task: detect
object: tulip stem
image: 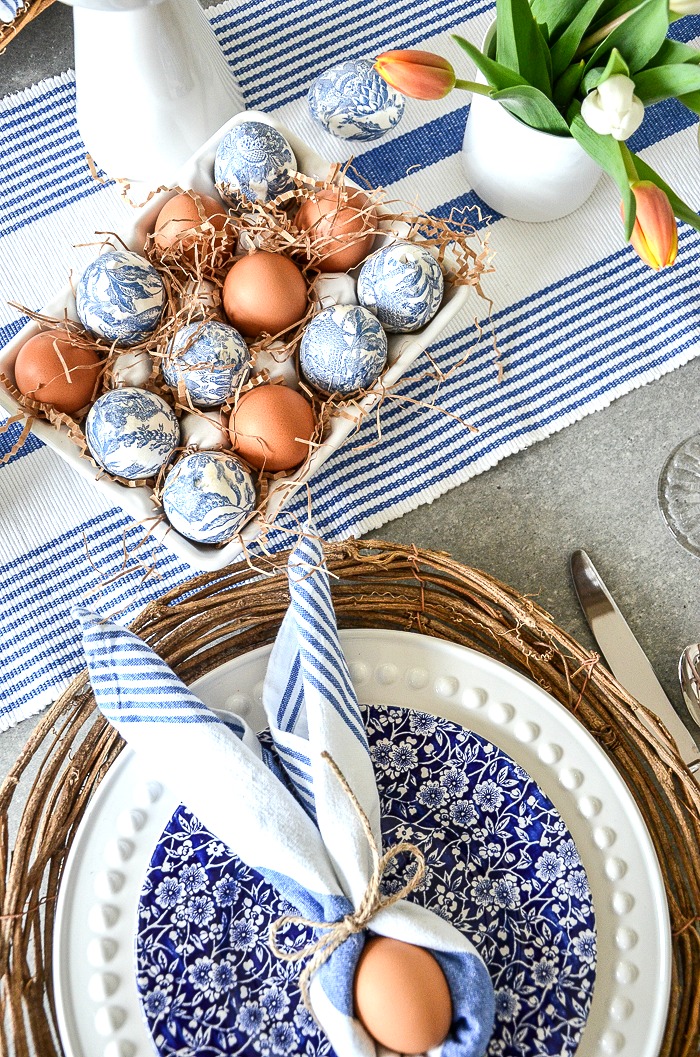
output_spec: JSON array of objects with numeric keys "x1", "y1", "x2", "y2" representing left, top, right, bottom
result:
[
  {"x1": 621, "y1": 143, "x2": 639, "y2": 185},
  {"x1": 454, "y1": 79, "x2": 493, "y2": 95}
]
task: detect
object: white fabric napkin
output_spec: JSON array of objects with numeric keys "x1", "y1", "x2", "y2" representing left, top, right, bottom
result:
[{"x1": 77, "y1": 534, "x2": 495, "y2": 1057}]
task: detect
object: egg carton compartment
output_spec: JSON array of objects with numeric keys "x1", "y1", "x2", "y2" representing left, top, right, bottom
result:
[{"x1": 0, "y1": 111, "x2": 471, "y2": 572}]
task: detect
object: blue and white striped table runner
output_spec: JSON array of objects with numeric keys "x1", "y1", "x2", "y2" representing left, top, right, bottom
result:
[{"x1": 1, "y1": 1, "x2": 699, "y2": 727}]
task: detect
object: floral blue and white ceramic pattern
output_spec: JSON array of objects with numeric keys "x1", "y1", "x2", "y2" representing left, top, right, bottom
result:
[
  {"x1": 162, "y1": 321, "x2": 250, "y2": 408},
  {"x1": 357, "y1": 242, "x2": 444, "y2": 333},
  {"x1": 214, "y1": 122, "x2": 297, "y2": 206},
  {"x1": 308, "y1": 59, "x2": 405, "y2": 141},
  {"x1": 137, "y1": 704, "x2": 596, "y2": 1057},
  {"x1": 85, "y1": 387, "x2": 179, "y2": 480},
  {"x1": 162, "y1": 451, "x2": 256, "y2": 544},
  {"x1": 76, "y1": 249, "x2": 165, "y2": 346},
  {"x1": 299, "y1": 304, "x2": 387, "y2": 395}
]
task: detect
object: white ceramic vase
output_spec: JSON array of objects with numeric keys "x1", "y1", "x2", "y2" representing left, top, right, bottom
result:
[
  {"x1": 62, "y1": 0, "x2": 245, "y2": 187},
  {"x1": 460, "y1": 26, "x2": 601, "y2": 223}
]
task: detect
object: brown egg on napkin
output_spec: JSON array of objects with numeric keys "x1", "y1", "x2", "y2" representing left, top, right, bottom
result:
[{"x1": 354, "y1": 935, "x2": 453, "y2": 1054}]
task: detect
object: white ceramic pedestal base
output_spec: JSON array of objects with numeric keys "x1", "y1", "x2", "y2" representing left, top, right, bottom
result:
[
  {"x1": 64, "y1": 0, "x2": 245, "y2": 187},
  {"x1": 462, "y1": 90, "x2": 602, "y2": 223}
]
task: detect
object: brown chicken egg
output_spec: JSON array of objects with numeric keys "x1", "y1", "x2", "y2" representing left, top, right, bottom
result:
[
  {"x1": 223, "y1": 252, "x2": 308, "y2": 338},
  {"x1": 14, "y1": 329, "x2": 102, "y2": 414},
  {"x1": 229, "y1": 384, "x2": 315, "y2": 472},
  {"x1": 153, "y1": 191, "x2": 228, "y2": 259},
  {"x1": 295, "y1": 187, "x2": 377, "y2": 272},
  {"x1": 353, "y1": 936, "x2": 452, "y2": 1054}
]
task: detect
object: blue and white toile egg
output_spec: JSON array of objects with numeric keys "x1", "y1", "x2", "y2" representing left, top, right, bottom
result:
[
  {"x1": 308, "y1": 58, "x2": 405, "y2": 141},
  {"x1": 214, "y1": 121, "x2": 297, "y2": 206},
  {"x1": 299, "y1": 304, "x2": 387, "y2": 395},
  {"x1": 162, "y1": 320, "x2": 250, "y2": 408},
  {"x1": 85, "y1": 387, "x2": 179, "y2": 480},
  {"x1": 162, "y1": 451, "x2": 256, "y2": 544},
  {"x1": 357, "y1": 242, "x2": 444, "y2": 332},
  {"x1": 76, "y1": 249, "x2": 165, "y2": 346}
]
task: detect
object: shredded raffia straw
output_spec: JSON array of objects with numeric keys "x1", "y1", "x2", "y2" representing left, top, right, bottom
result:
[
  {"x1": 3, "y1": 167, "x2": 495, "y2": 561},
  {"x1": 1, "y1": 539, "x2": 699, "y2": 1057}
]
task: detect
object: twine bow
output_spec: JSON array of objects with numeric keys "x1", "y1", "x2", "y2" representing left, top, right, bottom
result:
[{"x1": 268, "y1": 750, "x2": 426, "y2": 1015}]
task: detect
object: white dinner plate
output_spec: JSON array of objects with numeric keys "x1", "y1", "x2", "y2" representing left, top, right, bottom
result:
[{"x1": 53, "y1": 629, "x2": 671, "y2": 1057}]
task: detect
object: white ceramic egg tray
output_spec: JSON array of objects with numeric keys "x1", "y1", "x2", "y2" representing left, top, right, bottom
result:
[{"x1": 0, "y1": 111, "x2": 470, "y2": 571}]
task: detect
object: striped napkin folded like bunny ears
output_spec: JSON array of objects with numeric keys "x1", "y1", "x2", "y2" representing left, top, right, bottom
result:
[{"x1": 77, "y1": 534, "x2": 495, "y2": 1057}]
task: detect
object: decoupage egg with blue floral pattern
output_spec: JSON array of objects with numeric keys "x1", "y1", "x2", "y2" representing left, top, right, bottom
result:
[
  {"x1": 85, "y1": 387, "x2": 179, "y2": 480},
  {"x1": 214, "y1": 121, "x2": 297, "y2": 206},
  {"x1": 162, "y1": 451, "x2": 256, "y2": 543},
  {"x1": 299, "y1": 304, "x2": 387, "y2": 395},
  {"x1": 76, "y1": 249, "x2": 165, "y2": 346},
  {"x1": 307, "y1": 58, "x2": 405, "y2": 141},
  {"x1": 357, "y1": 242, "x2": 444, "y2": 332},
  {"x1": 162, "y1": 320, "x2": 250, "y2": 408}
]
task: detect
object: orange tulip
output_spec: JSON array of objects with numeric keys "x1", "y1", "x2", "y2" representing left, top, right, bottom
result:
[
  {"x1": 374, "y1": 50, "x2": 456, "y2": 100},
  {"x1": 625, "y1": 181, "x2": 678, "y2": 269}
]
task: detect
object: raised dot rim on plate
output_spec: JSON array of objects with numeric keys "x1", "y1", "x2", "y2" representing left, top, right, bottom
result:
[
  {"x1": 605, "y1": 857, "x2": 628, "y2": 881},
  {"x1": 104, "y1": 838, "x2": 134, "y2": 867},
  {"x1": 132, "y1": 780, "x2": 162, "y2": 809},
  {"x1": 612, "y1": 891, "x2": 635, "y2": 914},
  {"x1": 578, "y1": 795, "x2": 602, "y2": 818},
  {"x1": 88, "y1": 971, "x2": 120, "y2": 1001},
  {"x1": 434, "y1": 675, "x2": 459, "y2": 697},
  {"x1": 104, "y1": 1042, "x2": 137, "y2": 1057},
  {"x1": 224, "y1": 692, "x2": 251, "y2": 713},
  {"x1": 615, "y1": 960, "x2": 639, "y2": 984},
  {"x1": 88, "y1": 904, "x2": 120, "y2": 932},
  {"x1": 538, "y1": 742, "x2": 563, "y2": 764},
  {"x1": 94, "y1": 871, "x2": 125, "y2": 898},
  {"x1": 252, "y1": 680, "x2": 264, "y2": 702},
  {"x1": 487, "y1": 701, "x2": 515, "y2": 724},
  {"x1": 95, "y1": 1006, "x2": 127, "y2": 1036},
  {"x1": 558, "y1": 767, "x2": 583, "y2": 789},
  {"x1": 116, "y1": 809, "x2": 145, "y2": 837},
  {"x1": 610, "y1": 996, "x2": 633, "y2": 1021},
  {"x1": 376, "y1": 663, "x2": 399, "y2": 685},
  {"x1": 594, "y1": 826, "x2": 616, "y2": 849},
  {"x1": 514, "y1": 720, "x2": 540, "y2": 743},
  {"x1": 87, "y1": 937, "x2": 118, "y2": 967},
  {"x1": 461, "y1": 686, "x2": 487, "y2": 709},
  {"x1": 406, "y1": 666, "x2": 429, "y2": 690},
  {"x1": 601, "y1": 1029, "x2": 624, "y2": 1054},
  {"x1": 349, "y1": 662, "x2": 370, "y2": 684},
  {"x1": 615, "y1": 927, "x2": 638, "y2": 950}
]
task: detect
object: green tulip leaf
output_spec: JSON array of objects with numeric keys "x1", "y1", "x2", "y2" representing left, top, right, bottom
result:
[
  {"x1": 584, "y1": 0, "x2": 670, "y2": 75},
  {"x1": 644, "y1": 39, "x2": 700, "y2": 69},
  {"x1": 634, "y1": 64, "x2": 700, "y2": 105},
  {"x1": 549, "y1": 0, "x2": 610, "y2": 79},
  {"x1": 569, "y1": 108, "x2": 636, "y2": 237},
  {"x1": 496, "y1": 0, "x2": 553, "y2": 96},
  {"x1": 530, "y1": 0, "x2": 585, "y2": 38},
  {"x1": 553, "y1": 60, "x2": 585, "y2": 109},
  {"x1": 678, "y1": 90, "x2": 700, "y2": 116},
  {"x1": 491, "y1": 84, "x2": 570, "y2": 133},
  {"x1": 633, "y1": 155, "x2": 700, "y2": 234},
  {"x1": 452, "y1": 35, "x2": 530, "y2": 91}
]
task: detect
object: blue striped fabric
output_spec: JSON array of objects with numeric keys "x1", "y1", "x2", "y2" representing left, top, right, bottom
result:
[
  {"x1": 263, "y1": 534, "x2": 369, "y2": 819},
  {"x1": 1, "y1": 3, "x2": 699, "y2": 728}
]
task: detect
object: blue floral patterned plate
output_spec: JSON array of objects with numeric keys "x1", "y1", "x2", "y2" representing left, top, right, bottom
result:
[{"x1": 136, "y1": 703, "x2": 596, "y2": 1057}]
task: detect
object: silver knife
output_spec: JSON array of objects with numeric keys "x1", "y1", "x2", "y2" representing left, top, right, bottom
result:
[{"x1": 571, "y1": 549, "x2": 700, "y2": 775}]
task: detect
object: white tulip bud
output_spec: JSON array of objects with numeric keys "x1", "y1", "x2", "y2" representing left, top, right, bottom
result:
[
  {"x1": 669, "y1": 0, "x2": 700, "y2": 12},
  {"x1": 581, "y1": 73, "x2": 645, "y2": 141}
]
